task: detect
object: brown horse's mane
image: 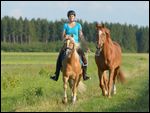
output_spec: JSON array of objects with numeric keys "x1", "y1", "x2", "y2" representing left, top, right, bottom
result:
[{"x1": 101, "y1": 27, "x2": 114, "y2": 52}]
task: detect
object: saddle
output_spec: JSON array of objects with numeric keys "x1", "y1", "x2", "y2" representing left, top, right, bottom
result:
[{"x1": 61, "y1": 46, "x2": 85, "y2": 67}]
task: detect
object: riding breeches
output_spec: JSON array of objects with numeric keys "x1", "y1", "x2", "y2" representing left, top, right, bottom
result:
[
  {"x1": 76, "y1": 48, "x2": 88, "y2": 66},
  {"x1": 54, "y1": 46, "x2": 87, "y2": 76}
]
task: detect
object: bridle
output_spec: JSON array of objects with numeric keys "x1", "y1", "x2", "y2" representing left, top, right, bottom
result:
[{"x1": 64, "y1": 39, "x2": 75, "y2": 56}]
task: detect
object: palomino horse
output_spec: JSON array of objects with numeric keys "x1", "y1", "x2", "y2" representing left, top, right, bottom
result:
[
  {"x1": 61, "y1": 39, "x2": 83, "y2": 104},
  {"x1": 95, "y1": 23, "x2": 125, "y2": 98}
]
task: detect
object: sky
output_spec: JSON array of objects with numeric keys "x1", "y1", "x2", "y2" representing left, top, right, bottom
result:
[{"x1": 1, "y1": 1, "x2": 149, "y2": 27}]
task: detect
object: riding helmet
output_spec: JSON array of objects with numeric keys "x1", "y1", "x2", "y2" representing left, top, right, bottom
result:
[{"x1": 67, "y1": 10, "x2": 76, "y2": 17}]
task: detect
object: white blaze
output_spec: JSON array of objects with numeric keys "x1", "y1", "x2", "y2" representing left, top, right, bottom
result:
[{"x1": 99, "y1": 30, "x2": 103, "y2": 35}]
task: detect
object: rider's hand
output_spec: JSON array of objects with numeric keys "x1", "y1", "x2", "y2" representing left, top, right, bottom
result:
[
  {"x1": 65, "y1": 35, "x2": 75, "y2": 44},
  {"x1": 65, "y1": 35, "x2": 70, "y2": 40},
  {"x1": 68, "y1": 36, "x2": 75, "y2": 44}
]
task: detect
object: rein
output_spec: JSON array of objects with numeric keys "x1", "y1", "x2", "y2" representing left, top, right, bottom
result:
[{"x1": 65, "y1": 47, "x2": 73, "y2": 51}]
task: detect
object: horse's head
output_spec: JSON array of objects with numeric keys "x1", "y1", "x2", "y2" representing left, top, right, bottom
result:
[
  {"x1": 64, "y1": 39, "x2": 75, "y2": 56},
  {"x1": 96, "y1": 23, "x2": 110, "y2": 51}
]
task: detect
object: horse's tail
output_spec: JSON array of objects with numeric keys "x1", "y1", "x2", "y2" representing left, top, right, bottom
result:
[
  {"x1": 78, "y1": 81, "x2": 87, "y2": 94},
  {"x1": 117, "y1": 68, "x2": 126, "y2": 83}
]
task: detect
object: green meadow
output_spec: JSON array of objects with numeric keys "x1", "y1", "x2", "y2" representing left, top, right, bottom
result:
[{"x1": 1, "y1": 52, "x2": 149, "y2": 112}]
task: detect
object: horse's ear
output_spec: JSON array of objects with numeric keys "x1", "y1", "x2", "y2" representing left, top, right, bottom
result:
[
  {"x1": 101, "y1": 23, "x2": 105, "y2": 28},
  {"x1": 105, "y1": 28, "x2": 110, "y2": 38},
  {"x1": 96, "y1": 23, "x2": 105, "y2": 28},
  {"x1": 96, "y1": 22, "x2": 99, "y2": 28}
]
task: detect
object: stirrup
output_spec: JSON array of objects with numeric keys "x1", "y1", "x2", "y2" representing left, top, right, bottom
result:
[
  {"x1": 83, "y1": 76, "x2": 91, "y2": 81},
  {"x1": 50, "y1": 75, "x2": 58, "y2": 81}
]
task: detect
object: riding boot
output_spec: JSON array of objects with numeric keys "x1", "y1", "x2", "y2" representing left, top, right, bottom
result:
[
  {"x1": 50, "y1": 49, "x2": 64, "y2": 81},
  {"x1": 50, "y1": 64, "x2": 60, "y2": 81},
  {"x1": 77, "y1": 48, "x2": 91, "y2": 81},
  {"x1": 82, "y1": 66, "x2": 91, "y2": 81}
]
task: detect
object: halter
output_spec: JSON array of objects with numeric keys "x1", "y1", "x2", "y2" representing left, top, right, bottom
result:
[
  {"x1": 63, "y1": 39, "x2": 75, "y2": 57},
  {"x1": 95, "y1": 29, "x2": 105, "y2": 56},
  {"x1": 65, "y1": 47, "x2": 73, "y2": 51}
]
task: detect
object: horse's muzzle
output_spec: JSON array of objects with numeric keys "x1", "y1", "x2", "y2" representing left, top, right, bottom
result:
[{"x1": 65, "y1": 47, "x2": 73, "y2": 56}]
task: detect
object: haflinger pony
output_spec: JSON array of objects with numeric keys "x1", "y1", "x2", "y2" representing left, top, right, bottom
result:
[
  {"x1": 95, "y1": 23, "x2": 125, "y2": 98},
  {"x1": 61, "y1": 38, "x2": 83, "y2": 104}
]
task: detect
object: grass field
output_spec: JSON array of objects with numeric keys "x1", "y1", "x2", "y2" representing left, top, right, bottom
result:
[{"x1": 1, "y1": 52, "x2": 149, "y2": 112}]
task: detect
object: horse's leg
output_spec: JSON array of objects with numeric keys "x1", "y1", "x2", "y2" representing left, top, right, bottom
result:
[
  {"x1": 108, "y1": 68, "x2": 115, "y2": 98},
  {"x1": 62, "y1": 76, "x2": 69, "y2": 104},
  {"x1": 112, "y1": 68, "x2": 118, "y2": 95},
  {"x1": 72, "y1": 77, "x2": 78, "y2": 104},
  {"x1": 103, "y1": 71, "x2": 108, "y2": 95},
  {"x1": 76, "y1": 74, "x2": 82, "y2": 87},
  {"x1": 68, "y1": 79, "x2": 73, "y2": 90},
  {"x1": 68, "y1": 79, "x2": 74, "y2": 98},
  {"x1": 98, "y1": 70, "x2": 106, "y2": 96}
]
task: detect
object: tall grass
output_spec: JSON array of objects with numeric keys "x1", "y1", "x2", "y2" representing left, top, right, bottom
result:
[{"x1": 1, "y1": 53, "x2": 149, "y2": 111}]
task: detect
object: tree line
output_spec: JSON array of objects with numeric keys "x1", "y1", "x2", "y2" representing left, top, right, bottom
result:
[{"x1": 1, "y1": 16, "x2": 149, "y2": 53}]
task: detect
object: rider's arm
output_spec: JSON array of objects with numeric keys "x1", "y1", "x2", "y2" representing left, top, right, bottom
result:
[
  {"x1": 62, "y1": 30, "x2": 67, "y2": 40},
  {"x1": 62, "y1": 24, "x2": 70, "y2": 40},
  {"x1": 79, "y1": 30, "x2": 90, "y2": 52}
]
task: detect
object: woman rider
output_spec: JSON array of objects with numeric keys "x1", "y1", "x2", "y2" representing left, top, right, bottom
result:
[{"x1": 50, "y1": 10, "x2": 91, "y2": 81}]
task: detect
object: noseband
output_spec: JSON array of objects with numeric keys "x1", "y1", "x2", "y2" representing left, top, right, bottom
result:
[
  {"x1": 64, "y1": 39, "x2": 75, "y2": 54},
  {"x1": 65, "y1": 47, "x2": 73, "y2": 51}
]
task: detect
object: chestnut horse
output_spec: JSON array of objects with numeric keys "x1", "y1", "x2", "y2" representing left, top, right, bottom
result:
[
  {"x1": 95, "y1": 23, "x2": 125, "y2": 98},
  {"x1": 61, "y1": 39, "x2": 83, "y2": 104}
]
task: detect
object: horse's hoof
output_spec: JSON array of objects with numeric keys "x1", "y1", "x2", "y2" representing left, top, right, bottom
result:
[
  {"x1": 102, "y1": 91, "x2": 108, "y2": 96},
  {"x1": 111, "y1": 90, "x2": 116, "y2": 95},
  {"x1": 102, "y1": 92, "x2": 106, "y2": 96},
  {"x1": 113, "y1": 91, "x2": 116, "y2": 95},
  {"x1": 108, "y1": 95, "x2": 111, "y2": 98},
  {"x1": 62, "y1": 97, "x2": 67, "y2": 104},
  {"x1": 71, "y1": 96, "x2": 76, "y2": 104},
  {"x1": 72, "y1": 100, "x2": 76, "y2": 104},
  {"x1": 104, "y1": 91, "x2": 108, "y2": 96}
]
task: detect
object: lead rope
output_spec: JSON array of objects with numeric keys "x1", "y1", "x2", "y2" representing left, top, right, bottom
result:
[{"x1": 84, "y1": 50, "x2": 96, "y2": 67}]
